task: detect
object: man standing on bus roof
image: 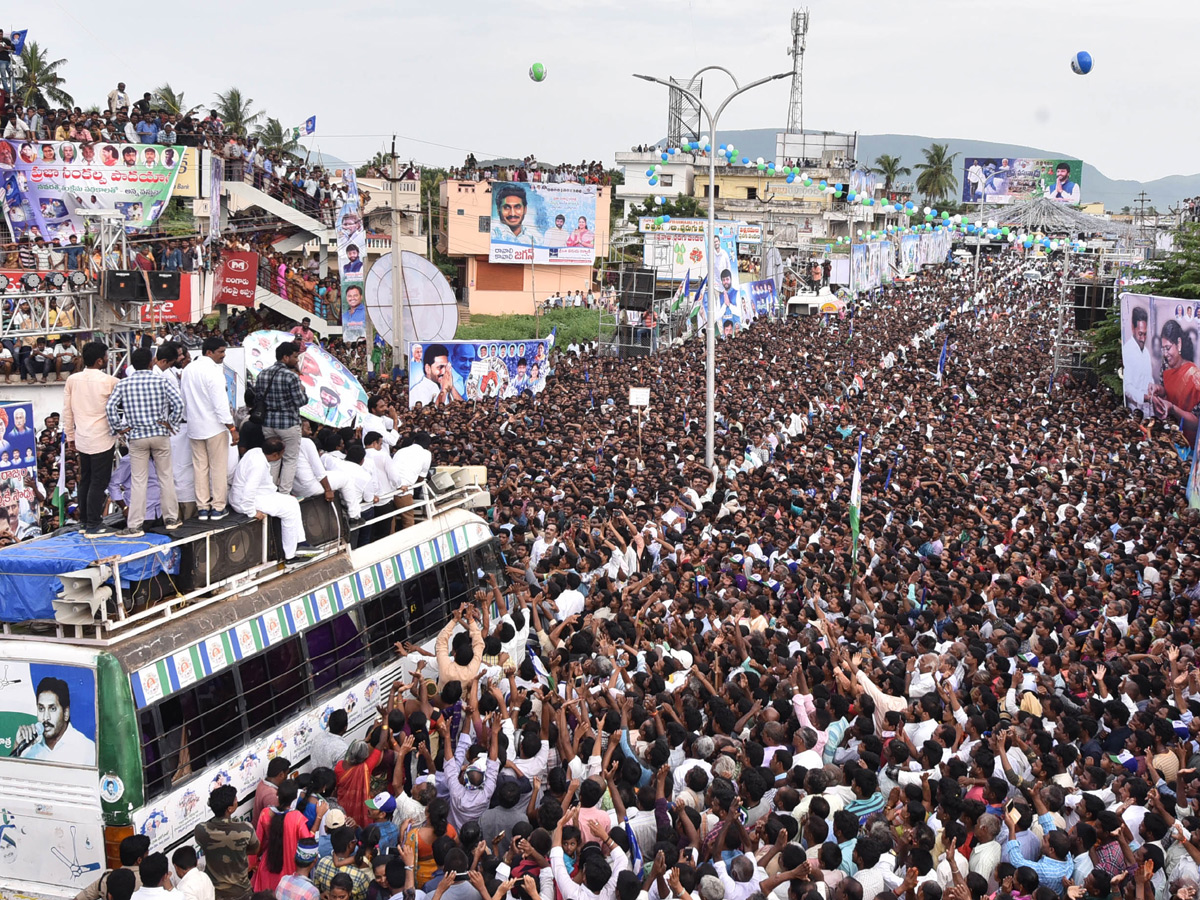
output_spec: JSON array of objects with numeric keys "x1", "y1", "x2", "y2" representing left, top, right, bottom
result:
[{"x1": 13, "y1": 675, "x2": 97, "y2": 765}]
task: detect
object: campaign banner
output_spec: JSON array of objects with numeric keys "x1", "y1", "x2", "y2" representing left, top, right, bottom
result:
[
  {"x1": 715, "y1": 227, "x2": 744, "y2": 335},
  {"x1": 637, "y1": 217, "x2": 739, "y2": 234},
  {"x1": 489, "y1": 182, "x2": 597, "y2": 266},
  {"x1": 336, "y1": 171, "x2": 366, "y2": 342},
  {"x1": 738, "y1": 279, "x2": 778, "y2": 318},
  {"x1": 962, "y1": 157, "x2": 1083, "y2": 205},
  {"x1": 171, "y1": 146, "x2": 199, "y2": 199},
  {"x1": 213, "y1": 251, "x2": 258, "y2": 307},
  {"x1": 880, "y1": 241, "x2": 895, "y2": 284},
  {"x1": 851, "y1": 243, "x2": 877, "y2": 294},
  {"x1": 736, "y1": 223, "x2": 763, "y2": 245},
  {"x1": 899, "y1": 235, "x2": 920, "y2": 276},
  {"x1": 243, "y1": 330, "x2": 368, "y2": 429},
  {"x1": 0, "y1": 403, "x2": 40, "y2": 540},
  {"x1": 0, "y1": 661, "x2": 97, "y2": 766},
  {"x1": 1119, "y1": 294, "x2": 1200, "y2": 447},
  {"x1": 407, "y1": 339, "x2": 553, "y2": 408},
  {"x1": 0, "y1": 140, "x2": 183, "y2": 243},
  {"x1": 849, "y1": 168, "x2": 878, "y2": 197},
  {"x1": 642, "y1": 220, "x2": 739, "y2": 282}
]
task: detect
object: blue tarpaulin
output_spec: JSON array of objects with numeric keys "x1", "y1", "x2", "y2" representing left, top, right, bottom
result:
[{"x1": 0, "y1": 532, "x2": 180, "y2": 622}]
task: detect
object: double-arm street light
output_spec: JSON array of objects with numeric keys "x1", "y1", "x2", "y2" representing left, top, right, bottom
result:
[{"x1": 633, "y1": 67, "x2": 791, "y2": 469}]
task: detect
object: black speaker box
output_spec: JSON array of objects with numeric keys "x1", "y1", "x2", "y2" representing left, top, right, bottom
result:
[
  {"x1": 620, "y1": 295, "x2": 652, "y2": 311},
  {"x1": 180, "y1": 516, "x2": 268, "y2": 591},
  {"x1": 299, "y1": 495, "x2": 344, "y2": 546},
  {"x1": 148, "y1": 271, "x2": 180, "y2": 301},
  {"x1": 105, "y1": 270, "x2": 145, "y2": 301}
]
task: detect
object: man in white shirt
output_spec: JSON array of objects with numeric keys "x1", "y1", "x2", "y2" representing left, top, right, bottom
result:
[
  {"x1": 130, "y1": 852, "x2": 172, "y2": 900},
  {"x1": 171, "y1": 846, "x2": 214, "y2": 900},
  {"x1": 530, "y1": 522, "x2": 559, "y2": 569},
  {"x1": 229, "y1": 438, "x2": 306, "y2": 559},
  {"x1": 1122, "y1": 305, "x2": 1153, "y2": 417},
  {"x1": 323, "y1": 442, "x2": 378, "y2": 526},
  {"x1": 291, "y1": 425, "x2": 336, "y2": 502},
  {"x1": 360, "y1": 395, "x2": 400, "y2": 448},
  {"x1": 389, "y1": 432, "x2": 432, "y2": 529},
  {"x1": 180, "y1": 338, "x2": 236, "y2": 521},
  {"x1": 408, "y1": 344, "x2": 457, "y2": 408}
]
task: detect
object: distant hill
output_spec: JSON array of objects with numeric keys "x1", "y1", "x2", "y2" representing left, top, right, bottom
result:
[{"x1": 676, "y1": 128, "x2": 1197, "y2": 212}]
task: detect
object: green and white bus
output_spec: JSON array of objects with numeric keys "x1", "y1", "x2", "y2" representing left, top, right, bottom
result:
[{"x1": 0, "y1": 478, "x2": 498, "y2": 899}]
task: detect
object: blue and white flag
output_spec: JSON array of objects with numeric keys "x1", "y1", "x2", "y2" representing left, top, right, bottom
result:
[
  {"x1": 303, "y1": 115, "x2": 317, "y2": 135},
  {"x1": 624, "y1": 815, "x2": 644, "y2": 875},
  {"x1": 10, "y1": 29, "x2": 28, "y2": 55},
  {"x1": 936, "y1": 337, "x2": 949, "y2": 382}
]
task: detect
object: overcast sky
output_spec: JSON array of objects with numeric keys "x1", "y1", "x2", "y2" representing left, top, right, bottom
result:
[{"x1": 17, "y1": 0, "x2": 1193, "y2": 180}]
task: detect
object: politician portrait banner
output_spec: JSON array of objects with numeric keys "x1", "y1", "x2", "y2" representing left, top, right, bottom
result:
[
  {"x1": 962, "y1": 157, "x2": 1083, "y2": 205},
  {"x1": 739, "y1": 279, "x2": 778, "y2": 318},
  {"x1": 0, "y1": 140, "x2": 183, "y2": 243},
  {"x1": 899, "y1": 235, "x2": 920, "y2": 276},
  {"x1": 336, "y1": 171, "x2": 366, "y2": 343},
  {"x1": 0, "y1": 402, "x2": 40, "y2": 540},
  {"x1": 407, "y1": 339, "x2": 553, "y2": 409},
  {"x1": 1119, "y1": 293, "x2": 1200, "y2": 449},
  {"x1": 244, "y1": 330, "x2": 368, "y2": 429},
  {"x1": 0, "y1": 661, "x2": 97, "y2": 766},
  {"x1": 489, "y1": 182, "x2": 596, "y2": 265}
]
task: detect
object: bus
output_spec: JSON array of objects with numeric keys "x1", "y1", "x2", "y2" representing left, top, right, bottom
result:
[{"x1": 0, "y1": 477, "x2": 498, "y2": 899}]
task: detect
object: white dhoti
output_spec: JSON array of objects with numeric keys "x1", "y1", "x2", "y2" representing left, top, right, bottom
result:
[{"x1": 236, "y1": 490, "x2": 305, "y2": 559}]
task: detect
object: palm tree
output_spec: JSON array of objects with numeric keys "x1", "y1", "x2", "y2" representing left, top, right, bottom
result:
[
  {"x1": 212, "y1": 87, "x2": 263, "y2": 137},
  {"x1": 254, "y1": 118, "x2": 302, "y2": 159},
  {"x1": 154, "y1": 83, "x2": 199, "y2": 117},
  {"x1": 869, "y1": 154, "x2": 911, "y2": 195},
  {"x1": 914, "y1": 143, "x2": 960, "y2": 203},
  {"x1": 13, "y1": 41, "x2": 73, "y2": 109}
]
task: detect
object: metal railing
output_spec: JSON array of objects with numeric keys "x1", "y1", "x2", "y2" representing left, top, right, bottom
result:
[
  {"x1": 0, "y1": 475, "x2": 488, "y2": 645},
  {"x1": 221, "y1": 157, "x2": 336, "y2": 228}
]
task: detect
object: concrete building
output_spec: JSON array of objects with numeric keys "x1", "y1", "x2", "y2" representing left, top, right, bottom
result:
[
  {"x1": 437, "y1": 180, "x2": 611, "y2": 316},
  {"x1": 613, "y1": 149, "x2": 697, "y2": 225}
]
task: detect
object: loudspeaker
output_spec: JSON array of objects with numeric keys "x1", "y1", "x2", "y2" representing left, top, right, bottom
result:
[
  {"x1": 104, "y1": 270, "x2": 145, "y2": 301},
  {"x1": 620, "y1": 268, "x2": 655, "y2": 296},
  {"x1": 182, "y1": 517, "x2": 267, "y2": 590},
  {"x1": 126, "y1": 573, "x2": 179, "y2": 613},
  {"x1": 147, "y1": 271, "x2": 180, "y2": 301},
  {"x1": 299, "y1": 495, "x2": 343, "y2": 546},
  {"x1": 620, "y1": 294, "x2": 652, "y2": 311},
  {"x1": 1073, "y1": 283, "x2": 1117, "y2": 331}
]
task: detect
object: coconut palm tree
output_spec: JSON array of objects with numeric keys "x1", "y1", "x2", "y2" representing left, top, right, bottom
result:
[
  {"x1": 13, "y1": 41, "x2": 73, "y2": 109},
  {"x1": 254, "y1": 118, "x2": 302, "y2": 160},
  {"x1": 869, "y1": 155, "x2": 911, "y2": 195},
  {"x1": 154, "y1": 83, "x2": 199, "y2": 117},
  {"x1": 914, "y1": 144, "x2": 960, "y2": 204},
  {"x1": 212, "y1": 87, "x2": 263, "y2": 137}
]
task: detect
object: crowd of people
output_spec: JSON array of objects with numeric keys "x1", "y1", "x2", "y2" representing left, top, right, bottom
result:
[
  {"x1": 57, "y1": 244, "x2": 1200, "y2": 900},
  {"x1": 450, "y1": 154, "x2": 612, "y2": 185}
]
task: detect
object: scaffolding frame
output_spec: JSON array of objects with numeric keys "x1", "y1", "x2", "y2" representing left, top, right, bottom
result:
[
  {"x1": 1053, "y1": 249, "x2": 1143, "y2": 373},
  {"x1": 666, "y1": 77, "x2": 703, "y2": 149},
  {"x1": 596, "y1": 261, "x2": 683, "y2": 358}
]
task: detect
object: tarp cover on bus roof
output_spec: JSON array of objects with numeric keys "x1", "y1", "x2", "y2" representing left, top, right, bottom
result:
[{"x1": 0, "y1": 531, "x2": 180, "y2": 622}]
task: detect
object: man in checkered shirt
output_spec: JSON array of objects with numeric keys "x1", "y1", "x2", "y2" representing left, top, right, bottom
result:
[
  {"x1": 105, "y1": 347, "x2": 185, "y2": 536},
  {"x1": 253, "y1": 341, "x2": 309, "y2": 494}
]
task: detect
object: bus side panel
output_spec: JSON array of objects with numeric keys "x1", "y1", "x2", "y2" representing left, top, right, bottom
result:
[{"x1": 97, "y1": 652, "x2": 144, "y2": 823}]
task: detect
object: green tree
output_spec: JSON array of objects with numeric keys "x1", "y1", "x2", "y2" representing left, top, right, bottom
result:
[
  {"x1": 869, "y1": 154, "x2": 911, "y2": 194},
  {"x1": 13, "y1": 41, "x2": 72, "y2": 109},
  {"x1": 153, "y1": 83, "x2": 199, "y2": 117},
  {"x1": 1087, "y1": 221, "x2": 1200, "y2": 396},
  {"x1": 356, "y1": 150, "x2": 392, "y2": 177},
  {"x1": 627, "y1": 193, "x2": 704, "y2": 224},
  {"x1": 212, "y1": 87, "x2": 263, "y2": 137},
  {"x1": 1121, "y1": 206, "x2": 1132, "y2": 215},
  {"x1": 914, "y1": 143, "x2": 960, "y2": 203},
  {"x1": 254, "y1": 117, "x2": 301, "y2": 160}
]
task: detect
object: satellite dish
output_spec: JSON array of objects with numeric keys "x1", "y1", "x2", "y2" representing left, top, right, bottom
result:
[{"x1": 366, "y1": 252, "x2": 458, "y2": 348}]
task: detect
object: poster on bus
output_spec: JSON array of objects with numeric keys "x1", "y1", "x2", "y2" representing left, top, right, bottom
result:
[
  {"x1": 0, "y1": 140, "x2": 182, "y2": 243},
  {"x1": 0, "y1": 661, "x2": 97, "y2": 766},
  {"x1": 489, "y1": 182, "x2": 597, "y2": 265}
]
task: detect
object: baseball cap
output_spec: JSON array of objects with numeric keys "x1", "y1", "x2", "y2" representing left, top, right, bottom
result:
[
  {"x1": 365, "y1": 792, "x2": 396, "y2": 815},
  {"x1": 324, "y1": 809, "x2": 347, "y2": 829}
]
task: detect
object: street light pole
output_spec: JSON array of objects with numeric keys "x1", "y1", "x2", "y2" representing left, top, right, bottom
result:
[{"x1": 634, "y1": 69, "x2": 790, "y2": 469}]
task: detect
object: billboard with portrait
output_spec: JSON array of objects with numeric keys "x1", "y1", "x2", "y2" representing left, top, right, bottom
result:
[
  {"x1": 879, "y1": 241, "x2": 895, "y2": 284},
  {"x1": 900, "y1": 235, "x2": 920, "y2": 276},
  {"x1": 489, "y1": 182, "x2": 597, "y2": 266},
  {"x1": 738, "y1": 279, "x2": 778, "y2": 318},
  {"x1": 407, "y1": 338, "x2": 554, "y2": 409},
  {"x1": 0, "y1": 140, "x2": 183, "y2": 243},
  {"x1": 0, "y1": 661, "x2": 97, "y2": 766},
  {"x1": 336, "y1": 171, "x2": 366, "y2": 342},
  {"x1": 639, "y1": 218, "x2": 740, "y2": 283},
  {"x1": 0, "y1": 402, "x2": 39, "y2": 540},
  {"x1": 1119, "y1": 293, "x2": 1200, "y2": 451},
  {"x1": 961, "y1": 157, "x2": 1083, "y2": 205},
  {"x1": 243, "y1": 331, "x2": 368, "y2": 429},
  {"x1": 849, "y1": 168, "x2": 878, "y2": 198}
]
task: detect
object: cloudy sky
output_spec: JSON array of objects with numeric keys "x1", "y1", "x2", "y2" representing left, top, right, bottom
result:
[{"x1": 17, "y1": 0, "x2": 1193, "y2": 180}]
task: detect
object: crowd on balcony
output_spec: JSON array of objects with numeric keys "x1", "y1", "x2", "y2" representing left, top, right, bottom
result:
[
  {"x1": 1181, "y1": 198, "x2": 1200, "y2": 223},
  {"x1": 450, "y1": 153, "x2": 612, "y2": 185}
]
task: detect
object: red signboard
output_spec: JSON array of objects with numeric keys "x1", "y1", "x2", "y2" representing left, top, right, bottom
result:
[
  {"x1": 140, "y1": 275, "x2": 194, "y2": 324},
  {"x1": 213, "y1": 251, "x2": 258, "y2": 308}
]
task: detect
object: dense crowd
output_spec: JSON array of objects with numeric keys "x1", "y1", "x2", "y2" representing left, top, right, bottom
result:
[
  {"x1": 60, "y1": 246, "x2": 1200, "y2": 900},
  {"x1": 450, "y1": 154, "x2": 612, "y2": 185}
]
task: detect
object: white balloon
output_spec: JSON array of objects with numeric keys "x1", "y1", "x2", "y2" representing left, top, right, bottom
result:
[
  {"x1": 923, "y1": 206, "x2": 932, "y2": 215},
  {"x1": 987, "y1": 219, "x2": 997, "y2": 229}
]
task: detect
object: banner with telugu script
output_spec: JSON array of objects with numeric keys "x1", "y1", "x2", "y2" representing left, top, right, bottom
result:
[{"x1": 0, "y1": 140, "x2": 184, "y2": 243}]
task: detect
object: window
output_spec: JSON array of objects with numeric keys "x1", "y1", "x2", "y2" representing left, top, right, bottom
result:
[
  {"x1": 407, "y1": 569, "x2": 446, "y2": 641},
  {"x1": 139, "y1": 669, "x2": 241, "y2": 800},
  {"x1": 478, "y1": 216, "x2": 490, "y2": 232},
  {"x1": 362, "y1": 585, "x2": 409, "y2": 667},
  {"x1": 658, "y1": 174, "x2": 674, "y2": 187},
  {"x1": 240, "y1": 636, "x2": 310, "y2": 730},
  {"x1": 442, "y1": 555, "x2": 471, "y2": 610},
  {"x1": 745, "y1": 187, "x2": 757, "y2": 200},
  {"x1": 702, "y1": 185, "x2": 720, "y2": 199},
  {"x1": 306, "y1": 612, "x2": 367, "y2": 693},
  {"x1": 456, "y1": 209, "x2": 464, "y2": 216}
]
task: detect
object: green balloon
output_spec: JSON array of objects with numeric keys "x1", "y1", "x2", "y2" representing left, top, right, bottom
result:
[
  {"x1": 804, "y1": 178, "x2": 812, "y2": 186},
  {"x1": 1001, "y1": 227, "x2": 1010, "y2": 236}
]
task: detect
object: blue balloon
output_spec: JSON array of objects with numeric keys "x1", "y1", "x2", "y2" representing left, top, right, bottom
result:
[
  {"x1": 741, "y1": 157, "x2": 750, "y2": 165},
  {"x1": 1071, "y1": 50, "x2": 1093, "y2": 75},
  {"x1": 1023, "y1": 240, "x2": 1033, "y2": 249},
  {"x1": 663, "y1": 215, "x2": 671, "y2": 222},
  {"x1": 786, "y1": 174, "x2": 795, "y2": 183},
  {"x1": 646, "y1": 169, "x2": 654, "y2": 176},
  {"x1": 905, "y1": 201, "x2": 914, "y2": 210},
  {"x1": 703, "y1": 144, "x2": 711, "y2": 153}
]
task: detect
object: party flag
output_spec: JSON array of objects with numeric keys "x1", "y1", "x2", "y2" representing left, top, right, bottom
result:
[
  {"x1": 304, "y1": 115, "x2": 317, "y2": 135},
  {"x1": 936, "y1": 337, "x2": 949, "y2": 382},
  {"x1": 51, "y1": 432, "x2": 68, "y2": 526},
  {"x1": 625, "y1": 815, "x2": 644, "y2": 875},
  {"x1": 10, "y1": 30, "x2": 28, "y2": 54},
  {"x1": 849, "y1": 435, "x2": 863, "y2": 566}
]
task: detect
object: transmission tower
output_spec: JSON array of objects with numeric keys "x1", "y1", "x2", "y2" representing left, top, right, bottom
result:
[
  {"x1": 785, "y1": 8, "x2": 810, "y2": 135},
  {"x1": 1133, "y1": 191, "x2": 1152, "y2": 247}
]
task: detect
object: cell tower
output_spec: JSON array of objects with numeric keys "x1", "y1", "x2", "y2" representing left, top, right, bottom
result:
[{"x1": 786, "y1": 8, "x2": 810, "y2": 135}]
